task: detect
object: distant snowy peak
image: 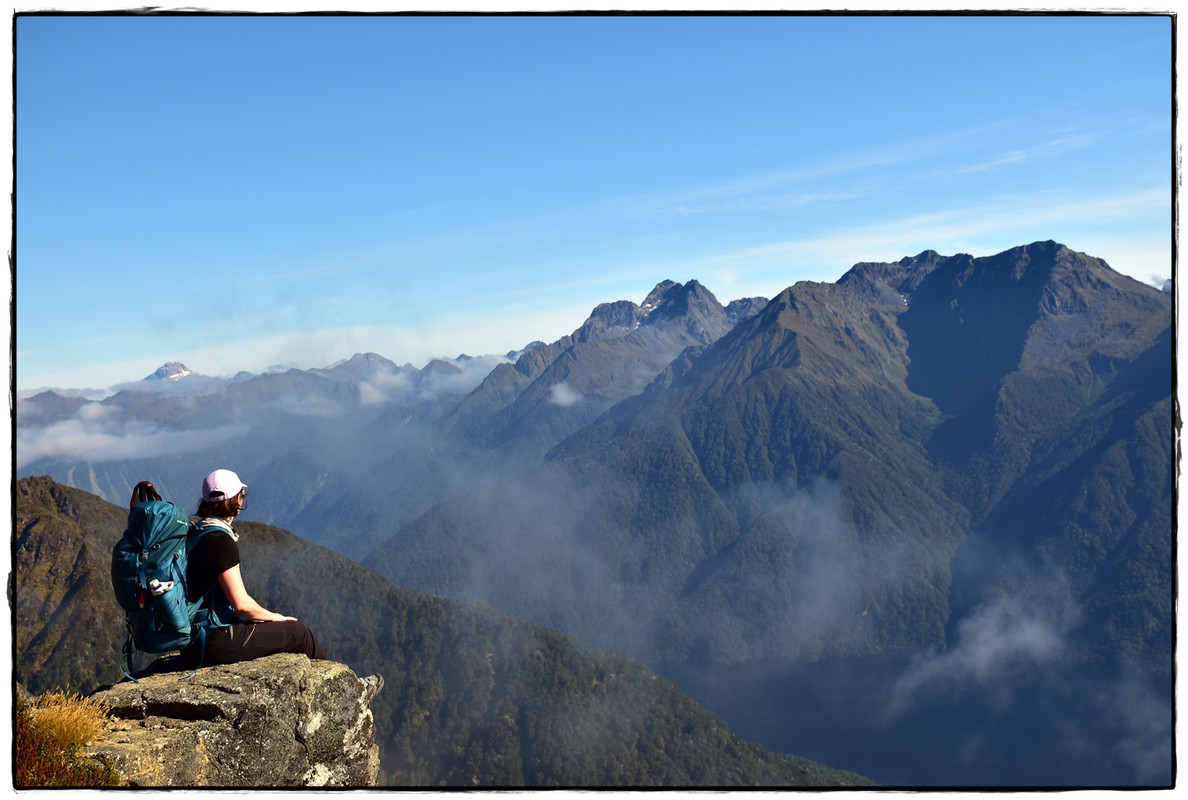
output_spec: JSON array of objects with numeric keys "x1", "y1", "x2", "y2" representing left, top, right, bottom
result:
[{"x1": 144, "y1": 362, "x2": 194, "y2": 381}]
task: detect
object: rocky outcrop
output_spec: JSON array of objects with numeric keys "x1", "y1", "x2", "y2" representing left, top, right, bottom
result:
[{"x1": 83, "y1": 654, "x2": 383, "y2": 787}]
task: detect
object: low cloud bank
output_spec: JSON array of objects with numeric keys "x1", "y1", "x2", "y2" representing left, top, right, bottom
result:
[
  {"x1": 884, "y1": 577, "x2": 1080, "y2": 721},
  {"x1": 872, "y1": 537, "x2": 1170, "y2": 785},
  {"x1": 17, "y1": 401, "x2": 247, "y2": 470},
  {"x1": 358, "y1": 354, "x2": 511, "y2": 405},
  {"x1": 17, "y1": 351, "x2": 512, "y2": 468}
]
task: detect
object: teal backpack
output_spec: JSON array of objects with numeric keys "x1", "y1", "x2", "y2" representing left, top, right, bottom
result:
[{"x1": 111, "y1": 481, "x2": 235, "y2": 682}]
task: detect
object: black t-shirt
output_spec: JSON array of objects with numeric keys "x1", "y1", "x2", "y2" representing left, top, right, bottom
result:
[{"x1": 187, "y1": 528, "x2": 241, "y2": 606}]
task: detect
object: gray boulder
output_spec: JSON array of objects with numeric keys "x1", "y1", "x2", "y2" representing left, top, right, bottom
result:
[{"x1": 83, "y1": 654, "x2": 383, "y2": 787}]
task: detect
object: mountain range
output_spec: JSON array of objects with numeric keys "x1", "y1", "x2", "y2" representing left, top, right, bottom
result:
[{"x1": 16, "y1": 241, "x2": 1174, "y2": 786}]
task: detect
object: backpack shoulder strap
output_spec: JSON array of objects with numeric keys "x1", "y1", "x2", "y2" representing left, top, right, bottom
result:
[
  {"x1": 191, "y1": 516, "x2": 237, "y2": 543},
  {"x1": 188, "y1": 519, "x2": 236, "y2": 556},
  {"x1": 187, "y1": 517, "x2": 240, "y2": 631}
]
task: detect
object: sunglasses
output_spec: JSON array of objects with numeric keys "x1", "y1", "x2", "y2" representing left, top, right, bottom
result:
[{"x1": 208, "y1": 485, "x2": 249, "y2": 507}]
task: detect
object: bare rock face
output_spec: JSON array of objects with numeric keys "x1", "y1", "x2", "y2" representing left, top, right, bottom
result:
[{"x1": 83, "y1": 654, "x2": 383, "y2": 787}]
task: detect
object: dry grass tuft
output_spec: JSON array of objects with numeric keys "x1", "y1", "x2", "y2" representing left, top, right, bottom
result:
[
  {"x1": 15, "y1": 690, "x2": 122, "y2": 787},
  {"x1": 28, "y1": 691, "x2": 111, "y2": 752}
]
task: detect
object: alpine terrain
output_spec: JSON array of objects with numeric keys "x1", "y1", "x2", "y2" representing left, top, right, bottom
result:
[{"x1": 16, "y1": 241, "x2": 1173, "y2": 786}]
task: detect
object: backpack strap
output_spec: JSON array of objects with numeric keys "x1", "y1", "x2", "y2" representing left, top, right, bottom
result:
[
  {"x1": 188, "y1": 522, "x2": 238, "y2": 627},
  {"x1": 119, "y1": 627, "x2": 141, "y2": 684},
  {"x1": 177, "y1": 627, "x2": 207, "y2": 682},
  {"x1": 194, "y1": 516, "x2": 238, "y2": 541},
  {"x1": 174, "y1": 521, "x2": 239, "y2": 681}
]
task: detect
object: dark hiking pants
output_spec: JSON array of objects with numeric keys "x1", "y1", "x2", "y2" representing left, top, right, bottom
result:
[{"x1": 181, "y1": 620, "x2": 326, "y2": 668}]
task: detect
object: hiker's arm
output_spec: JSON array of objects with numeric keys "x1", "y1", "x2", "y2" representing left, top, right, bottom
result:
[{"x1": 217, "y1": 564, "x2": 297, "y2": 623}]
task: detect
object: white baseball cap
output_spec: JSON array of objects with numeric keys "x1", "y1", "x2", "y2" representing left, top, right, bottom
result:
[{"x1": 201, "y1": 469, "x2": 248, "y2": 504}]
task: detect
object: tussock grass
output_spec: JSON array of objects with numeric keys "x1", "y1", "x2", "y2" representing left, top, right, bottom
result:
[
  {"x1": 26, "y1": 691, "x2": 110, "y2": 751},
  {"x1": 15, "y1": 691, "x2": 122, "y2": 787}
]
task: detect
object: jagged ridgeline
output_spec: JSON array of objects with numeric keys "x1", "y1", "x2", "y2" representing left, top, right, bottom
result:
[
  {"x1": 367, "y1": 242, "x2": 1172, "y2": 673},
  {"x1": 13, "y1": 477, "x2": 873, "y2": 787},
  {"x1": 17, "y1": 241, "x2": 1174, "y2": 785}
]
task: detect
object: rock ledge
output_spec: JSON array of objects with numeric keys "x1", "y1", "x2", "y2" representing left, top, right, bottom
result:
[{"x1": 84, "y1": 654, "x2": 382, "y2": 787}]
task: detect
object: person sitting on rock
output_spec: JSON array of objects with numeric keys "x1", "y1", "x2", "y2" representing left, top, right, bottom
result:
[{"x1": 180, "y1": 469, "x2": 326, "y2": 668}]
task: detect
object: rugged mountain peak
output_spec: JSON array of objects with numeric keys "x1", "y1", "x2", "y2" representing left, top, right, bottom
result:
[
  {"x1": 838, "y1": 247, "x2": 962, "y2": 301},
  {"x1": 833, "y1": 240, "x2": 1171, "y2": 417},
  {"x1": 448, "y1": 279, "x2": 765, "y2": 454},
  {"x1": 645, "y1": 279, "x2": 722, "y2": 322},
  {"x1": 725, "y1": 296, "x2": 770, "y2": 326},
  {"x1": 573, "y1": 280, "x2": 726, "y2": 344},
  {"x1": 633, "y1": 277, "x2": 900, "y2": 409},
  {"x1": 837, "y1": 240, "x2": 1164, "y2": 320},
  {"x1": 575, "y1": 299, "x2": 646, "y2": 343},
  {"x1": 641, "y1": 241, "x2": 1171, "y2": 420},
  {"x1": 144, "y1": 362, "x2": 193, "y2": 381},
  {"x1": 640, "y1": 279, "x2": 681, "y2": 313}
]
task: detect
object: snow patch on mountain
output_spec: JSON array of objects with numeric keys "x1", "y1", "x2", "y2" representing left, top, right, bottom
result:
[{"x1": 145, "y1": 362, "x2": 194, "y2": 381}]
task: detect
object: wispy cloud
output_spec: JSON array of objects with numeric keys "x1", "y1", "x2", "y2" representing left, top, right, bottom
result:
[
  {"x1": 952, "y1": 150, "x2": 1030, "y2": 175},
  {"x1": 883, "y1": 585, "x2": 1080, "y2": 722},
  {"x1": 629, "y1": 113, "x2": 1098, "y2": 221},
  {"x1": 548, "y1": 381, "x2": 582, "y2": 407},
  {"x1": 1104, "y1": 661, "x2": 1175, "y2": 784},
  {"x1": 651, "y1": 188, "x2": 869, "y2": 218},
  {"x1": 949, "y1": 131, "x2": 1100, "y2": 176}
]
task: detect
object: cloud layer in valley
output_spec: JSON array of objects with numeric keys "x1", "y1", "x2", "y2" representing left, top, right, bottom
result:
[{"x1": 16, "y1": 399, "x2": 249, "y2": 471}]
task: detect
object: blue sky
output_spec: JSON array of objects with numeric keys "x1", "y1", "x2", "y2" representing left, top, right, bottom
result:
[{"x1": 14, "y1": 12, "x2": 1173, "y2": 394}]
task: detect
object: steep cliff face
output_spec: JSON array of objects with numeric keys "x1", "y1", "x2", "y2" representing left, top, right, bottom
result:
[{"x1": 84, "y1": 654, "x2": 383, "y2": 787}]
